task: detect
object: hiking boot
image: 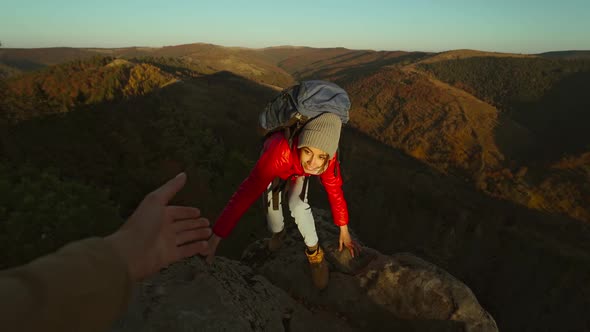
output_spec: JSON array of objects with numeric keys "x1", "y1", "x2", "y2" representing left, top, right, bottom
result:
[
  {"x1": 268, "y1": 227, "x2": 286, "y2": 252},
  {"x1": 305, "y1": 245, "x2": 329, "y2": 290}
]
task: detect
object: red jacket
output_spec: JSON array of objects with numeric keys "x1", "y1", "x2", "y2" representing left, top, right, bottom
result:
[{"x1": 212, "y1": 132, "x2": 349, "y2": 238}]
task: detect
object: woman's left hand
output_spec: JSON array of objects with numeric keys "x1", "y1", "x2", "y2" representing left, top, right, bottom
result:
[{"x1": 338, "y1": 225, "x2": 362, "y2": 258}]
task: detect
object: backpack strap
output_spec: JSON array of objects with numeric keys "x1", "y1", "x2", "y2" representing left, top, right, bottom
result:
[
  {"x1": 268, "y1": 175, "x2": 295, "y2": 211},
  {"x1": 299, "y1": 176, "x2": 310, "y2": 201},
  {"x1": 285, "y1": 112, "x2": 308, "y2": 148},
  {"x1": 271, "y1": 177, "x2": 285, "y2": 210}
]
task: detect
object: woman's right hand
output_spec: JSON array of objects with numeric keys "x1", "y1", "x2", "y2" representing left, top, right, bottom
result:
[{"x1": 205, "y1": 234, "x2": 222, "y2": 264}]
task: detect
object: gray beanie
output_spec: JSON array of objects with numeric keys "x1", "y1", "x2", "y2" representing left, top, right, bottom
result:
[{"x1": 297, "y1": 113, "x2": 342, "y2": 157}]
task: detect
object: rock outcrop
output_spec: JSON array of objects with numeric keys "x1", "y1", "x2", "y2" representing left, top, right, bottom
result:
[
  {"x1": 113, "y1": 208, "x2": 496, "y2": 331},
  {"x1": 112, "y1": 256, "x2": 353, "y2": 331},
  {"x1": 242, "y1": 208, "x2": 497, "y2": 332}
]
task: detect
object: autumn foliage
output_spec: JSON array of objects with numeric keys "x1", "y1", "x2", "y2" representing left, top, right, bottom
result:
[{"x1": 0, "y1": 56, "x2": 176, "y2": 123}]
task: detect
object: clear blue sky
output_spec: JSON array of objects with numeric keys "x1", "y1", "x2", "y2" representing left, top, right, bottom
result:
[{"x1": 1, "y1": 0, "x2": 588, "y2": 53}]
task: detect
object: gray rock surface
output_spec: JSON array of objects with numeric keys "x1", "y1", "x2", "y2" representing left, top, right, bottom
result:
[
  {"x1": 241, "y1": 208, "x2": 498, "y2": 332},
  {"x1": 113, "y1": 208, "x2": 496, "y2": 332},
  {"x1": 112, "y1": 255, "x2": 354, "y2": 331}
]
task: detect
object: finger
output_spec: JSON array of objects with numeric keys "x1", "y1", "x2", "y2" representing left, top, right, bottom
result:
[
  {"x1": 153, "y1": 172, "x2": 187, "y2": 204},
  {"x1": 339, "y1": 241, "x2": 343, "y2": 252},
  {"x1": 345, "y1": 242, "x2": 359, "y2": 258},
  {"x1": 177, "y1": 240, "x2": 209, "y2": 259},
  {"x1": 173, "y1": 218, "x2": 210, "y2": 233},
  {"x1": 206, "y1": 253, "x2": 215, "y2": 265},
  {"x1": 168, "y1": 206, "x2": 201, "y2": 220},
  {"x1": 348, "y1": 246, "x2": 355, "y2": 258},
  {"x1": 176, "y1": 228, "x2": 213, "y2": 246}
]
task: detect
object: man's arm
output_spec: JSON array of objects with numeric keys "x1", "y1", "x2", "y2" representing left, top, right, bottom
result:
[
  {"x1": 0, "y1": 172, "x2": 211, "y2": 332},
  {"x1": 0, "y1": 238, "x2": 131, "y2": 332}
]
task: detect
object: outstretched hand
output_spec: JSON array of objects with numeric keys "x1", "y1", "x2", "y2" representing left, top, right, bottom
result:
[
  {"x1": 338, "y1": 225, "x2": 362, "y2": 258},
  {"x1": 205, "y1": 234, "x2": 222, "y2": 264},
  {"x1": 106, "y1": 173, "x2": 211, "y2": 281}
]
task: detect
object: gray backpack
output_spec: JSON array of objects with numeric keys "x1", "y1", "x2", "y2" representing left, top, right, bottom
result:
[{"x1": 259, "y1": 80, "x2": 351, "y2": 146}]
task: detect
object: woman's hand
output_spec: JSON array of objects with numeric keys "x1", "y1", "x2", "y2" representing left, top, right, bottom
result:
[
  {"x1": 338, "y1": 225, "x2": 361, "y2": 258},
  {"x1": 205, "y1": 234, "x2": 222, "y2": 264}
]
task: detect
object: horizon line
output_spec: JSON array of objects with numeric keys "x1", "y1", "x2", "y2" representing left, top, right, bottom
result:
[{"x1": 2, "y1": 42, "x2": 589, "y2": 55}]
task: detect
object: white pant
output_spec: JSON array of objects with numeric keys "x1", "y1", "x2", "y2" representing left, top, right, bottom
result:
[{"x1": 266, "y1": 176, "x2": 318, "y2": 247}]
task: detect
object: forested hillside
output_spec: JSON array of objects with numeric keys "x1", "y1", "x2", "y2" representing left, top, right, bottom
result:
[
  {"x1": 0, "y1": 57, "x2": 179, "y2": 123},
  {"x1": 0, "y1": 58, "x2": 274, "y2": 267}
]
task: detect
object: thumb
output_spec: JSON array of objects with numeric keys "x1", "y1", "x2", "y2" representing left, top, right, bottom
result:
[
  {"x1": 206, "y1": 252, "x2": 215, "y2": 265},
  {"x1": 339, "y1": 240, "x2": 343, "y2": 252},
  {"x1": 154, "y1": 172, "x2": 187, "y2": 204}
]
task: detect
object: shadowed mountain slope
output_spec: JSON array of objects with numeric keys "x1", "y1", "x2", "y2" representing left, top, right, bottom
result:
[{"x1": 262, "y1": 46, "x2": 430, "y2": 83}]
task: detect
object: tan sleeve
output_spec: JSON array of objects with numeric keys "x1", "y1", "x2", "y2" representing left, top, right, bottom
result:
[{"x1": 0, "y1": 237, "x2": 132, "y2": 332}]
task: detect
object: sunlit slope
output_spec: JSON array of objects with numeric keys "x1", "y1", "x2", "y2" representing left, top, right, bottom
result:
[
  {"x1": 0, "y1": 44, "x2": 295, "y2": 88},
  {"x1": 418, "y1": 49, "x2": 534, "y2": 65},
  {"x1": 418, "y1": 56, "x2": 590, "y2": 161},
  {"x1": 345, "y1": 66, "x2": 514, "y2": 176},
  {"x1": 141, "y1": 43, "x2": 295, "y2": 88},
  {"x1": 0, "y1": 57, "x2": 179, "y2": 122}
]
